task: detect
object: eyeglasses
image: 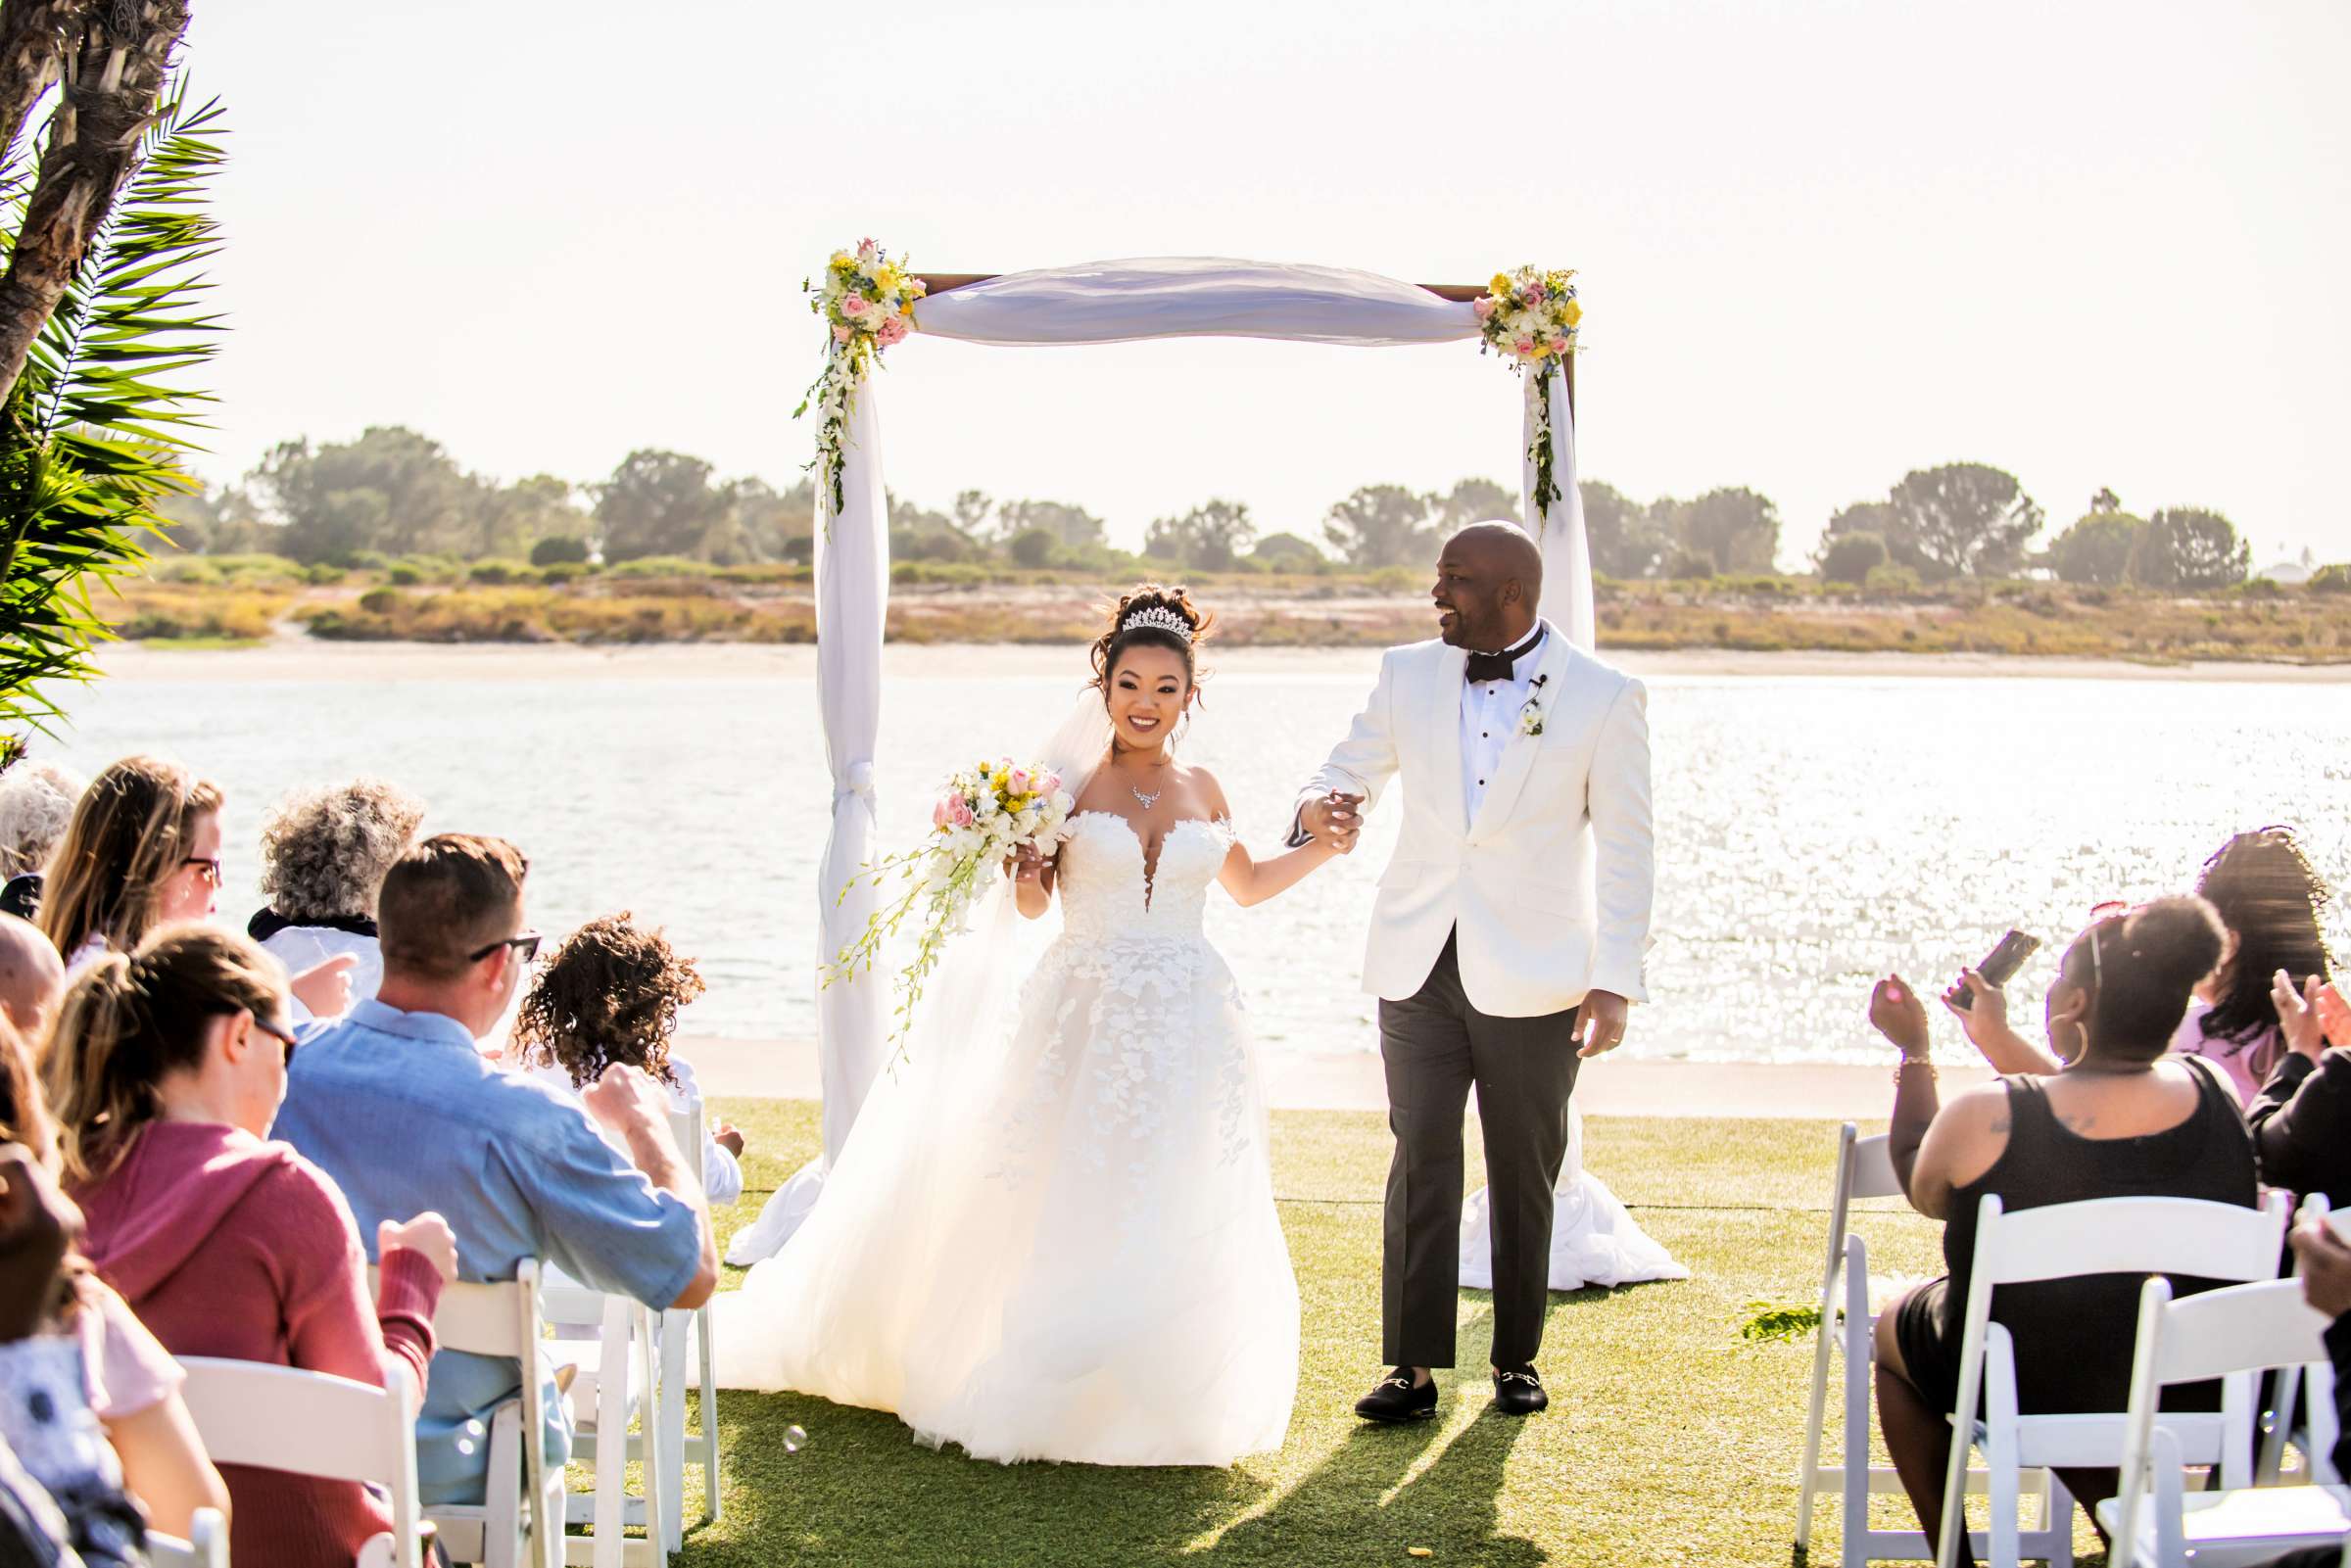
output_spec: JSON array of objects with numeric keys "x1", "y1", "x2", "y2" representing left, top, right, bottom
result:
[
  {"x1": 252, "y1": 1014, "x2": 299, "y2": 1066},
  {"x1": 467, "y1": 930, "x2": 542, "y2": 965},
  {"x1": 179, "y1": 856, "x2": 222, "y2": 888}
]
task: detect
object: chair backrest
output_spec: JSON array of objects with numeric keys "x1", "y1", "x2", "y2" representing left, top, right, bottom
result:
[
  {"x1": 178, "y1": 1358, "x2": 420, "y2": 1561},
  {"x1": 1816, "y1": 1122, "x2": 1904, "y2": 1311},
  {"x1": 144, "y1": 1508, "x2": 226, "y2": 1568},
  {"x1": 1972, "y1": 1192, "x2": 2290, "y2": 1289},
  {"x1": 669, "y1": 1097, "x2": 707, "y2": 1199},
  {"x1": 2144, "y1": 1276, "x2": 2332, "y2": 1388},
  {"x1": 1847, "y1": 1130, "x2": 1901, "y2": 1202},
  {"x1": 370, "y1": 1258, "x2": 552, "y2": 1500}
]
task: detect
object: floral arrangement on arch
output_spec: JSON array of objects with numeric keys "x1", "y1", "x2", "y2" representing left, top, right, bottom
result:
[
  {"x1": 796, "y1": 239, "x2": 926, "y2": 518},
  {"x1": 1474, "y1": 265, "x2": 1581, "y2": 519}
]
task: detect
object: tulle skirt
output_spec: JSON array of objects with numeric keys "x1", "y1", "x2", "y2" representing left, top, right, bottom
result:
[{"x1": 714, "y1": 931, "x2": 1300, "y2": 1467}]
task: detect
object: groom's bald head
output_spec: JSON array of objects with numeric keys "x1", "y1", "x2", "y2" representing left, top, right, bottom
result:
[{"x1": 1434, "y1": 522, "x2": 1542, "y2": 650}]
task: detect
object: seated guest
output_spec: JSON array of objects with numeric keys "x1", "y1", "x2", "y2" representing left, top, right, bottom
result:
[
  {"x1": 0, "y1": 760, "x2": 83, "y2": 922},
  {"x1": 0, "y1": 1021, "x2": 227, "y2": 1544},
  {"x1": 1867, "y1": 897, "x2": 2257, "y2": 1544},
  {"x1": 40, "y1": 755, "x2": 354, "y2": 1017},
  {"x1": 0, "y1": 914, "x2": 63, "y2": 1038},
  {"x1": 2247, "y1": 968, "x2": 2351, "y2": 1212},
  {"x1": 251, "y1": 778, "x2": 425, "y2": 1020},
  {"x1": 2174, "y1": 827, "x2": 2329, "y2": 1105},
  {"x1": 272, "y1": 833, "x2": 717, "y2": 1508},
  {"x1": 45, "y1": 926, "x2": 455, "y2": 1568},
  {"x1": 512, "y1": 913, "x2": 745, "y2": 1205},
  {"x1": 0, "y1": 1142, "x2": 149, "y2": 1567}
]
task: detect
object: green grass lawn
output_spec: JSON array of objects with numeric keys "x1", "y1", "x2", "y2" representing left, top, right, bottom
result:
[{"x1": 644, "y1": 1098, "x2": 2096, "y2": 1566}]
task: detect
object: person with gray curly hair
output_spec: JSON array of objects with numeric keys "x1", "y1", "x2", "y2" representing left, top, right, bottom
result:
[
  {"x1": 250, "y1": 779, "x2": 426, "y2": 1017},
  {"x1": 0, "y1": 761, "x2": 85, "y2": 920}
]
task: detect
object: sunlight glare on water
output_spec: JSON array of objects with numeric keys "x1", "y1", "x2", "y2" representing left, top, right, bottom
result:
[{"x1": 45, "y1": 663, "x2": 2351, "y2": 1066}]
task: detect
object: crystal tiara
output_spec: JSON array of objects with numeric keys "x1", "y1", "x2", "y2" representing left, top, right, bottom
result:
[{"x1": 1120, "y1": 604, "x2": 1192, "y2": 641}]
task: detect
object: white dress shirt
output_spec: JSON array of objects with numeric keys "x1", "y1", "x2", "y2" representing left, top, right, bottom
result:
[{"x1": 1461, "y1": 627, "x2": 1547, "y2": 821}]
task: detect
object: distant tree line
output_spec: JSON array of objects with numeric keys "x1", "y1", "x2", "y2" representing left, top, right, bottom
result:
[{"x1": 162, "y1": 428, "x2": 2266, "y2": 590}]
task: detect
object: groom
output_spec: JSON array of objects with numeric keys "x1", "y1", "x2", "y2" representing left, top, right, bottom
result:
[{"x1": 1293, "y1": 521, "x2": 1654, "y2": 1420}]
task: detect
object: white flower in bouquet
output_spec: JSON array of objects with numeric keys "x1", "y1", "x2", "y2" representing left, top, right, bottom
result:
[{"x1": 828, "y1": 757, "x2": 1076, "y2": 1061}]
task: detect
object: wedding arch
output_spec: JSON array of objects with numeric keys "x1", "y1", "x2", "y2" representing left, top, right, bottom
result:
[{"x1": 742, "y1": 254, "x2": 1599, "y2": 1255}]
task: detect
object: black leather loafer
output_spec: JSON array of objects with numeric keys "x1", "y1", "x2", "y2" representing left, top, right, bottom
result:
[
  {"x1": 1354, "y1": 1368, "x2": 1439, "y2": 1422},
  {"x1": 1491, "y1": 1363, "x2": 1549, "y2": 1414}
]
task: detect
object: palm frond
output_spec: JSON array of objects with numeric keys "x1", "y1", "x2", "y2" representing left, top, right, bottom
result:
[{"x1": 0, "y1": 78, "x2": 226, "y2": 734}]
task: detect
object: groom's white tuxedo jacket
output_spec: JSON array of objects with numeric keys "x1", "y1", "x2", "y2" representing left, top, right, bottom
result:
[{"x1": 1302, "y1": 620, "x2": 1654, "y2": 1019}]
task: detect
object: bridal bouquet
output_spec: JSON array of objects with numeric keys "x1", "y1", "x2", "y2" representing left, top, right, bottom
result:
[
  {"x1": 797, "y1": 238, "x2": 927, "y2": 518},
  {"x1": 1474, "y1": 265, "x2": 1582, "y2": 516},
  {"x1": 828, "y1": 758, "x2": 1077, "y2": 1056}
]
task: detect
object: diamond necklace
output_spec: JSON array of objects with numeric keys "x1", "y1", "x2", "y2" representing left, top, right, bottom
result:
[{"x1": 1130, "y1": 784, "x2": 1161, "y2": 810}]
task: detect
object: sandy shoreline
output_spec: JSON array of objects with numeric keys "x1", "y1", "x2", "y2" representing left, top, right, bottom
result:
[
  {"x1": 96, "y1": 637, "x2": 2351, "y2": 685},
  {"x1": 680, "y1": 1035, "x2": 1985, "y2": 1119}
]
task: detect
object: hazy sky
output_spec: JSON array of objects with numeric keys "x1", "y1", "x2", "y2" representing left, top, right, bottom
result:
[{"x1": 178, "y1": 0, "x2": 2349, "y2": 564}]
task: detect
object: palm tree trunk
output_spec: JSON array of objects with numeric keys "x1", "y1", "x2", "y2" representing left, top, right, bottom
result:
[
  {"x1": 0, "y1": 0, "x2": 191, "y2": 403},
  {"x1": 0, "y1": 1, "x2": 89, "y2": 163}
]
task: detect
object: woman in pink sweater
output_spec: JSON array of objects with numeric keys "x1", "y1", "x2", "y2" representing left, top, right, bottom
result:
[{"x1": 46, "y1": 924, "x2": 457, "y2": 1568}]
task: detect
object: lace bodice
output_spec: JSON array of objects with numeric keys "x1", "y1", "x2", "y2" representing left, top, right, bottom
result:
[{"x1": 1054, "y1": 812, "x2": 1234, "y2": 942}]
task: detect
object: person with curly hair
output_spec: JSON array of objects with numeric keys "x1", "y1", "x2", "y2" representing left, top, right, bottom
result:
[
  {"x1": 511, "y1": 914, "x2": 744, "y2": 1204},
  {"x1": 0, "y1": 759, "x2": 84, "y2": 921},
  {"x1": 250, "y1": 779, "x2": 426, "y2": 1019}
]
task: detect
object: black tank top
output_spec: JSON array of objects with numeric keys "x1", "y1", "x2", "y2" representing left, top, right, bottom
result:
[{"x1": 1937, "y1": 1056, "x2": 2259, "y2": 1415}]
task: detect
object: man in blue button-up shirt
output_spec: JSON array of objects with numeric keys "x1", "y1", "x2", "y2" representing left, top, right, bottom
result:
[{"x1": 273, "y1": 833, "x2": 716, "y2": 1505}]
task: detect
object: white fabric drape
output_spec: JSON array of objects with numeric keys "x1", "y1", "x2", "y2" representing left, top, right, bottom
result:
[
  {"x1": 744, "y1": 257, "x2": 1604, "y2": 1262},
  {"x1": 914, "y1": 258, "x2": 1480, "y2": 347},
  {"x1": 1528, "y1": 363, "x2": 1595, "y2": 648},
  {"x1": 727, "y1": 378, "x2": 891, "y2": 1264}
]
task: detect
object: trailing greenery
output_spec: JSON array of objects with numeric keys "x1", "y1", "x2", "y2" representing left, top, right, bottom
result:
[{"x1": 0, "y1": 87, "x2": 225, "y2": 729}]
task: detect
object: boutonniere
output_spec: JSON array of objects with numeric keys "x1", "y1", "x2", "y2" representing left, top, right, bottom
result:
[{"x1": 1517, "y1": 673, "x2": 1550, "y2": 737}]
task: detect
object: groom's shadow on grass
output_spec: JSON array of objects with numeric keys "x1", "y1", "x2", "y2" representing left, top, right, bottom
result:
[{"x1": 1205, "y1": 1302, "x2": 1542, "y2": 1566}]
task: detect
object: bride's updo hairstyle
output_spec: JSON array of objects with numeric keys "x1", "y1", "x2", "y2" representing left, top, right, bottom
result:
[{"x1": 1089, "y1": 585, "x2": 1214, "y2": 696}]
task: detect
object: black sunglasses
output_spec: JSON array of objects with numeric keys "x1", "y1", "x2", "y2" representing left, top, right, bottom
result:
[
  {"x1": 179, "y1": 856, "x2": 223, "y2": 888},
  {"x1": 467, "y1": 930, "x2": 543, "y2": 965},
  {"x1": 252, "y1": 1014, "x2": 299, "y2": 1065}
]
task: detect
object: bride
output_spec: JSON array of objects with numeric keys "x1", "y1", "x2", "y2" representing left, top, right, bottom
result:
[{"x1": 715, "y1": 587, "x2": 1346, "y2": 1466}]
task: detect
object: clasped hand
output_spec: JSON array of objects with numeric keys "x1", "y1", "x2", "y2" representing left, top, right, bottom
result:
[{"x1": 1300, "y1": 791, "x2": 1363, "y2": 855}]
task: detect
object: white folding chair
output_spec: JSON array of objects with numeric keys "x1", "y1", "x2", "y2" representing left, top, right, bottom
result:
[
  {"x1": 543, "y1": 1277, "x2": 667, "y2": 1568},
  {"x1": 2259, "y1": 1195, "x2": 2345, "y2": 1489},
  {"x1": 542, "y1": 1098, "x2": 714, "y2": 1562},
  {"x1": 409, "y1": 1260, "x2": 562, "y2": 1568},
  {"x1": 143, "y1": 1507, "x2": 227, "y2": 1568},
  {"x1": 2098, "y1": 1274, "x2": 2350, "y2": 1568},
  {"x1": 657, "y1": 1100, "x2": 720, "y2": 1551},
  {"x1": 1795, "y1": 1124, "x2": 2066, "y2": 1566},
  {"x1": 178, "y1": 1356, "x2": 422, "y2": 1567},
  {"x1": 1936, "y1": 1193, "x2": 2293, "y2": 1568}
]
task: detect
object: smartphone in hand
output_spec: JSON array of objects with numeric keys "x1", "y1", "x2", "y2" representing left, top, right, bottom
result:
[{"x1": 1951, "y1": 929, "x2": 2042, "y2": 1012}]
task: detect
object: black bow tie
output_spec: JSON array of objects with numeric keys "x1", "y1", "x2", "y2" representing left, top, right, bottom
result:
[{"x1": 1464, "y1": 628, "x2": 1544, "y2": 685}]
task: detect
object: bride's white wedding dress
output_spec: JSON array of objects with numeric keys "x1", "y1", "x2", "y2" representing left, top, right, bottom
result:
[{"x1": 714, "y1": 810, "x2": 1300, "y2": 1466}]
